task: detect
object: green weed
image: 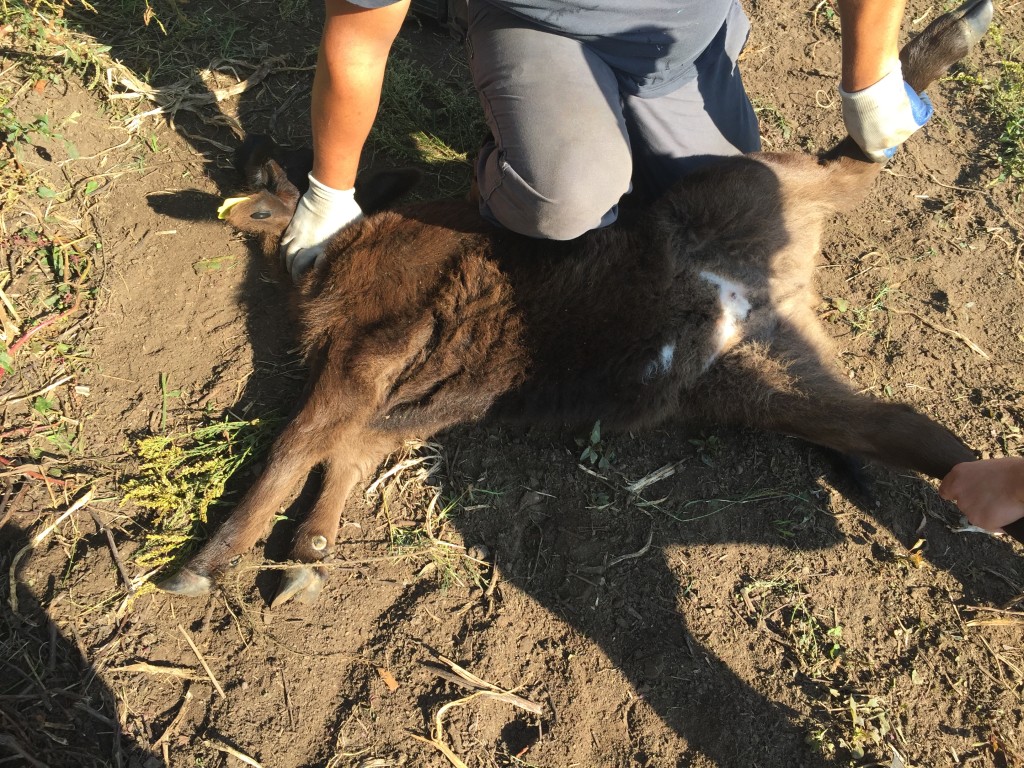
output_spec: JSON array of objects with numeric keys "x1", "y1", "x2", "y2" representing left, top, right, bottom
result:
[
  {"x1": 829, "y1": 283, "x2": 892, "y2": 338},
  {"x1": 948, "y1": 24, "x2": 1024, "y2": 181},
  {"x1": 577, "y1": 420, "x2": 616, "y2": 471},
  {"x1": 121, "y1": 416, "x2": 280, "y2": 570}
]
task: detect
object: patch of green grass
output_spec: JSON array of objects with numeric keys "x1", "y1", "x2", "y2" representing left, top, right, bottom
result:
[
  {"x1": 3, "y1": 2, "x2": 113, "y2": 90},
  {"x1": 121, "y1": 416, "x2": 281, "y2": 570},
  {"x1": 370, "y1": 37, "x2": 485, "y2": 196},
  {"x1": 752, "y1": 98, "x2": 793, "y2": 149},
  {"x1": 949, "y1": 25, "x2": 1024, "y2": 181},
  {"x1": 738, "y1": 575, "x2": 895, "y2": 763},
  {"x1": 371, "y1": 442, "x2": 495, "y2": 590},
  {"x1": 0, "y1": 4, "x2": 116, "y2": 492},
  {"x1": 385, "y1": 491, "x2": 488, "y2": 590},
  {"x1": 983, "y1": 25, "x2": 1024, "y2": 180},
  {"x1": 988, "y1": 60, "x2": 1024, "y2": 179}
]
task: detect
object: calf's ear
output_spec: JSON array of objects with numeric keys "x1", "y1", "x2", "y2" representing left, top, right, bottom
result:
[{"x1": 355, "y1": 168, "x2": 422, "y2": 214}]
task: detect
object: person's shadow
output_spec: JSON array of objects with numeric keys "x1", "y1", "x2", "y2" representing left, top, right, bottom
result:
[{"x1": 1, "y1": 517, "x2": 161, "y2": 766}]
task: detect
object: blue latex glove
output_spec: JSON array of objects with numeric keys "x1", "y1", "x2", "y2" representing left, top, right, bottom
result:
[{"x1": 840, "y1": 62, "x2": 934, "y2": 162}]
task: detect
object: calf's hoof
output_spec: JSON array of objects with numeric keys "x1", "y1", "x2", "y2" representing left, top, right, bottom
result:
[
  {"x1": 271, "y1": 565, "x2": 325, "y2": 608},
  {"x1": 159, "y1": 568, "x2": 213, "y2": 596},
  {"x1": 955, "y1": 0, "x2": 993, "y2": 44}
]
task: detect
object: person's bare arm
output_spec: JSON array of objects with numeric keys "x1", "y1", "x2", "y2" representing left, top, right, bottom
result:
[
  {"x1": 280, "y1": 0, "x2": 410, "y2": 278},
  {"x1": 835, "y1": 0, "x2": 907, "y2": 91},
  {"x1": 835, "y1": 0, "x2": 932, "y2": 162},
  {"x1": 312, "y1": 0, "x2": 411, "y2": 189}
]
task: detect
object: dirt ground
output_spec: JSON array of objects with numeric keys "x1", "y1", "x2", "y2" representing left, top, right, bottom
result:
[{"x1": 2, "y1": 1, "x2": 1023, "y2": 767}]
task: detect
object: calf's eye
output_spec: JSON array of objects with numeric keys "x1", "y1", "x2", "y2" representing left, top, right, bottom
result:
[{"x1": 251, "y1": 210, "x2": 272, "y2": 220}]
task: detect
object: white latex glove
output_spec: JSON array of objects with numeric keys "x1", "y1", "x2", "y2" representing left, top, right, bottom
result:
[
  {"x1": 280, "y1": 173, "x2": 363, "y2": 280},
  {"x1": 840, "y1": 62, "x2": 934, "y2": 163}
]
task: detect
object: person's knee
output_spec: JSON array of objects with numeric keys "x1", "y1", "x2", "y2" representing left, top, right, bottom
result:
[
  {"x1": 517, "y1": 187, "x2": 621, "y2": 240},
  {"x1": 480, "y1": 147, "x2": 631, "y2": 240}
]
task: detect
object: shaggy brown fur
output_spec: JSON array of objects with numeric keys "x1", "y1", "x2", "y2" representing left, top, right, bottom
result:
[{"x1": 162, "y1": 0, "x2": 1019, "y2": 603}]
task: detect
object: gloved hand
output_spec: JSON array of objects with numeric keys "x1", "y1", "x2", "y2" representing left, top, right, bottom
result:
[
  {"x1": 280, "y1": 173, "x2": 363, "y2": 280},
  {"x1": 840, "y1": 62, "x2": 934, "y2": 163}
]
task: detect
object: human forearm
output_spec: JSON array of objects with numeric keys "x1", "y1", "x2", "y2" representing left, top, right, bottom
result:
[
  {"x1": 835, "y1": 0, "x2": 933, "y2": 162},
  {"x1": 311, "y1": 0, "x2": 410, "y2": 190},
  {"x1": 836, "y1": 0, "x2": 907, "y2": 91},
  {"x1": 279, "y1": 0, "x2": 409, "y2": 279}
]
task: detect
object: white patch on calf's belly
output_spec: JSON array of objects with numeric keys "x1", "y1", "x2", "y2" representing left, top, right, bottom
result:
[
  {"x1": 642, "y1": 341, "x2": 676, "y2": 382},
  {"x1": 641, "y1": 273, "x2": 749, "y2": 382},
  {"x1": 699, "y1": 270, "x2": 751, "y2": 367},
  {"x1": 658, "y1": 342, "x2": 675, "y2": 372}
]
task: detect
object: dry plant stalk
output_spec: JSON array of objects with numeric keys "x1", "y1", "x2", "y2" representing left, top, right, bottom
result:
[
  {"x1": 8, "y1": 488, "x2": 94, "y2": 615},
  {"x1": 110, "y1": 57, "x2": 287, "y2": 134},
  {"x1": 204, "y1": 737, "x2": 264, "y2": 768},
  {"x1": 413, "y1": 650, "x2": 545, "y2": 767},
  {"x1": 153, "y1": 683, "x2": 194, "y2": 765},
  {"x1": 177, "y1": 624, "x2": 226, "y2": 698},
  {"x1": 111, "y1": 662, "x2": 201, "y2": 680},
  {"x1": 890, "y1": 308, "x2": 990, "y2": 358}
]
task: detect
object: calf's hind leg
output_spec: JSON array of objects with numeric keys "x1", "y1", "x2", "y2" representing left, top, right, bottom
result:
[
  {"x1": 272, "y1": 431, "x2": 403, "y2": 607},
  {"x1": 158, "y1": 406, "x2": 337, "y2": 596},
  {"x1": 693, "y1": 337, "x2": 975, "y2": 481}
]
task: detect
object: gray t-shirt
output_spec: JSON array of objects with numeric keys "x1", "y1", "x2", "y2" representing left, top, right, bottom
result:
[{"x1": 351, "y1": 0, "x2": 733, "y2": 96}]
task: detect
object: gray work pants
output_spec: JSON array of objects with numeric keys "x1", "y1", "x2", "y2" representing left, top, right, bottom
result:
[{"x1": 466, "y1": 0, "x2": 761, "y2": 240}]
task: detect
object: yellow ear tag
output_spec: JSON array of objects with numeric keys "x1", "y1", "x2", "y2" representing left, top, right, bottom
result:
[{"x1": 217, "y1": 196, "x2": 250, "y2": 219}]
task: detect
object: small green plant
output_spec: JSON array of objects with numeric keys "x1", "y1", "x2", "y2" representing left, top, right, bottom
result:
[
  {"x1": 158, "y1": 372, "x2": 181, "y2": 432},
  {"x1": 829, "y1": 283, "x2": 892, "y2": 337},
  {"x1": 949, "y1": 38, "x2": 1024, "y2": 180},
  {"x1": 738, "y1": 578, "x2": 844, "y2": 674},
  {"x1": 772, "y1": 505, "x2": 817, "y2": 539},
  {"x1": 577, "y1": 420, "x2": 615, "y2": 471},
  {"x1": 688, "y1": 433, "x2": 722, "y2": 467},
  {"x1": 824, "y1": 691, "x2": 893, "y2": 761},
  {"x1": 1, "y1": 111, "x2": 55, "y2": 146},
  {"x1": 810, "y1": 0, "x2": 841, "y2": 36}
]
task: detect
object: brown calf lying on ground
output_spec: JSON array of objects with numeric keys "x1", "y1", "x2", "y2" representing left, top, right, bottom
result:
[{"x1": 161, "y1": 0, "x2": 1015, "y2": 606}]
